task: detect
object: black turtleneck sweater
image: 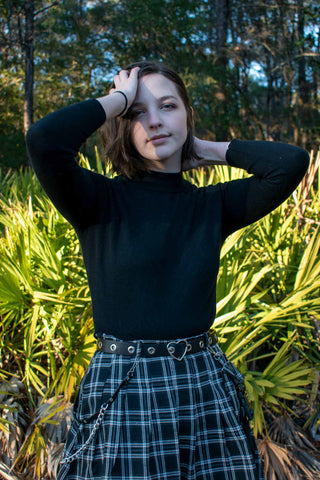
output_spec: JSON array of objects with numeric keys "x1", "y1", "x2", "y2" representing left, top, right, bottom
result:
[{"x1": 26, "y1": 99, "x2": 309, "y2": 340}]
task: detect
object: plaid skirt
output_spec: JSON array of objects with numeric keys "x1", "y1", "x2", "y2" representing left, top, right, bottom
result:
[{"x1": 57, "y1": 333, "x2": 264, "y2": 480}]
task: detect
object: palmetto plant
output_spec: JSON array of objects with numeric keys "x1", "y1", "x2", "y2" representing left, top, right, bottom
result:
[
  {"x1": 0, "y1": 151, "x2": 320, "y2": 479},
  {"x1": 0, "y1": 163, "x2": 95, "y2": 478},
  {"x1": 191, "y1": 154, "x2": 320, "y2": 478}
]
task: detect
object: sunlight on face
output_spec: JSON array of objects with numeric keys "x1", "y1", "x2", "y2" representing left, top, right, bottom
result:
[{"x1": 130, "y1": 74, "x2": 188, "y2": 172}]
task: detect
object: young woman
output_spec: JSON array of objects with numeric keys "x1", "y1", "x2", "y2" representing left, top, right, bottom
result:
[{"x1": 26, "y1": 61, "x2": 309, "y2": 480}]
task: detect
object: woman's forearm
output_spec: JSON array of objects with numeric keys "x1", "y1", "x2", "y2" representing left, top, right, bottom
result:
[
  {"x1": 26, "y1": 99, "x2": 108, "y2": 227},
  {"x1": 96, "y1": 92, "x2": 127, "y2": 119},
  {"x1": 194, "y1": 138, "x2": 230, "y2": 166},
  {"x1": 221, "y1": 139, "x2": 309, "y2": 237}
]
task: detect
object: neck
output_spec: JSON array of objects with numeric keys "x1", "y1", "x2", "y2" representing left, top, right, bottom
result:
[{"x1": 146, "y1": 158, "x2": 181, "y2": 173}]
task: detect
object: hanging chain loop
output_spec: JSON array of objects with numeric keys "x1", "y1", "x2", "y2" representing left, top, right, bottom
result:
[{"x1": 60, "y1": 355, "x2": 140, "y2": 465}]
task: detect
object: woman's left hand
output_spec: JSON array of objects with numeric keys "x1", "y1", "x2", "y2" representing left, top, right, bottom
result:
[{"x1": 181, "y1": 137, "x2": 230, "y2": 171}]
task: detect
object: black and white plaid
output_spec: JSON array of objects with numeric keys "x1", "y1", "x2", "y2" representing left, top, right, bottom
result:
[{"x1": 57, "y1": 334, "x2": 264, "y2": 480}]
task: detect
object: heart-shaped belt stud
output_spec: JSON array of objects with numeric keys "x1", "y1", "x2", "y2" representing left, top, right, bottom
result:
[{"x1": 166, "y1": 339, "x2": 191, "y2": 361}]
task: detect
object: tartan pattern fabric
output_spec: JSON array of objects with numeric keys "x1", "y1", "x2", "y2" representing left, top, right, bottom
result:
[{"x1": 57, "y1": 337, "x2": 264, "y2": 480}]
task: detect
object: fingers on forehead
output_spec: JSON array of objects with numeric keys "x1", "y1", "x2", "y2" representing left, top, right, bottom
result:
[
  {"x1": 118, "y1": 67, "x2": 140, "y2": 77},
  {"x1": 112, "y1": 67, "x2": 139, "y2": 86}
]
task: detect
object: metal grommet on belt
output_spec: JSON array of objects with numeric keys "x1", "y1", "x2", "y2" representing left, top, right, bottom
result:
[
  {"x1": 209, "y1": 331, "x2": 218, "y2": 345},
  {"x1": 96, "y1": 332, "x2": 217, "y2": 359}
]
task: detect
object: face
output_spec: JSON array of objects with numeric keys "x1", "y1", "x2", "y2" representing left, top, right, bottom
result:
[{"x1": 129, "y1": 74, "x2": 188, "y2": 172}]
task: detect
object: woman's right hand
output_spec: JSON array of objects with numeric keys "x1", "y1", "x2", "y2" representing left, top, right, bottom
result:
[
  {"x1": 109, "y1": 67, "x2": 141, "y2": 114},
  {"x1": 97, "y1": 67, "x2": 140, "y2": 119}
]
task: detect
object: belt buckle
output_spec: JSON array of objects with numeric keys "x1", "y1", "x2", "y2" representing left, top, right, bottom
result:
[{"x1": 166, "y1": 339, "x2": 188, "y2": 361}]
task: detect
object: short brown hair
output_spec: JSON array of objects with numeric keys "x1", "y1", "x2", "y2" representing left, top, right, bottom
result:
[{"x1": 100, "y1": 61, "x2": 196, "y2": 178}]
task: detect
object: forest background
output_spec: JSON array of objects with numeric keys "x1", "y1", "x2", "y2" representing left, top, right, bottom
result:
[
  {"x1": 1, "y1": 0, "x2": 320, "y2": 166},
  {"x1": 1, "y1": 1, "x2": 320, "y2": 479}
]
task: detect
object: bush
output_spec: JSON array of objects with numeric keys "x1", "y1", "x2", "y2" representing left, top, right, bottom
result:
[{"x1": 0, "y1": 152, "x2": 320, "y2": 479}]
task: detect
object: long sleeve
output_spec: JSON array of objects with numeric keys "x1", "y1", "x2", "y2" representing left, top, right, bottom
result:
[
  {"x1": 220, "y1": 139, "x2": 309, "y2": 238},
  {"x1": 26, "y1": 99, "x2": 107, "y2": 228}
]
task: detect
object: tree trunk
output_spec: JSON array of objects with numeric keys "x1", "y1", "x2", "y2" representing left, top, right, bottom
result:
[
  {"x1": 215, "y1": 0, "x2": 230, "y2": 140},
  {"x1": 23, "y1": 0, "x2": 34, "y2": 136},
  {"x1": 216, "y1": 0, "x2": 229, "y2": 67},
  {"x1": 297, "y1": 0, "x2": 309, "y2": 105}
]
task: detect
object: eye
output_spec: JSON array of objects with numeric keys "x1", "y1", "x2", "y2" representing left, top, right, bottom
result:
[
  {"x1": 161, "y1": 103, "x2": 176, "y2": 110},
  {"x1": 130, "y1": 109, "x2": 145, "y2": 118}
]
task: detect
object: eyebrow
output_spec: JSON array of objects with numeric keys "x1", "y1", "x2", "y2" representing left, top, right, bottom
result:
[{"x1": 132, "y1": 95, "x2": 178, "y2": 107}]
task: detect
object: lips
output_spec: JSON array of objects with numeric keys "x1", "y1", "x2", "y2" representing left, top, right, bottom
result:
[{"x1": 148, "y1": 134, "x2": 170, "y2": 145}]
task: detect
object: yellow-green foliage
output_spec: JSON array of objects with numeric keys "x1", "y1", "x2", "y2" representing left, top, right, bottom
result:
[{"x1": 0, "y1": 151, "x2": 320, "y2": 479}]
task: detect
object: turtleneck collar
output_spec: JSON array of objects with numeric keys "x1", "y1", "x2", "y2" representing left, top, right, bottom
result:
[{"x1": 129, "y1": 169, "x2": 186, "y2": 192}]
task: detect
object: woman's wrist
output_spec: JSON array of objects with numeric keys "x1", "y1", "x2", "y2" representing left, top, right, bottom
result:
[
  {"x1": 98, "y1": 66, "x2": 140, "y2": 120},
  {"x1": 113, "y1": 91, "x2": 128, "y2": 116},
  {"x1": 194, "y1": 138, "x2": 230, "y2": 165},
  {"x1": 96, "y1": 92, "x2": 127, "y2": 119}
]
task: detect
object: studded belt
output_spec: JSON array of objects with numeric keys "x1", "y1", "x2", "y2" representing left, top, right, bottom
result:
[{"x1": 96, "y1": 331, "x2": 218, "y2": 362}]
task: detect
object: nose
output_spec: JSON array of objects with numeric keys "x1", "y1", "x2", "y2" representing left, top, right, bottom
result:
[{"x1": 148, "y1": 108, "x2": 162, "y2": 129}]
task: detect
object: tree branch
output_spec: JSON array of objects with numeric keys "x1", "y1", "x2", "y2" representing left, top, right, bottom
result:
[{"x1": 34, "y1": 2, "x2": 58, "y2": 17}]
